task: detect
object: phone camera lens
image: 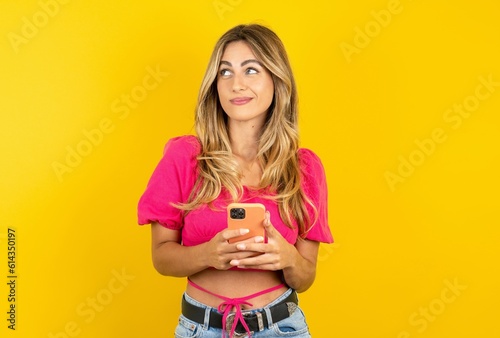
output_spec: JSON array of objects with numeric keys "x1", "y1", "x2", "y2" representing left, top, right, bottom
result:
[{"x1": 230, "y1": 208, "x2": 245, "y2": 219}]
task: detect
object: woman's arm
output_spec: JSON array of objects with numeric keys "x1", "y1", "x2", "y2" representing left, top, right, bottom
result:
[
  {"x1": 151, "y1": 222, "x2": 208, "y2": 277},
  {"x1": 281, "y1": 239, "x2": 319, "y2": 292},
  {"x1": 151, "y1": 222, "x2": 261, "y2": 277}
]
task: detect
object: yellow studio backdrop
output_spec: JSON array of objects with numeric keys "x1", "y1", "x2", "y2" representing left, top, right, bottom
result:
[{"x1": 0, "y1": 0, "x2": 499, "y2": 337}]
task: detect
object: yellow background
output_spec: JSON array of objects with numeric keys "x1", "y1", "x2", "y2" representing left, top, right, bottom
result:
[{"x1": 1, "y1": 0, "x2": 499, "y2": 337}]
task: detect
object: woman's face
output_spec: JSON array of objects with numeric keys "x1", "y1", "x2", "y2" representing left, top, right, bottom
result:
[{"x1": 217, "y1": 41, "x2": 274, "y2": 127}]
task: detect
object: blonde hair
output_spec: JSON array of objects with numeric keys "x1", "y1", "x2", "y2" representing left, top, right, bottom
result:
[{"x1": 179, "y1": 24, "x2": 316, "y2": 236}]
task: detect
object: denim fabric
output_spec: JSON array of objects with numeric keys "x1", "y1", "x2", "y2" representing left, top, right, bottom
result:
[{"x1": 174, "y1": 289, "x2": 311, "y2": 338}]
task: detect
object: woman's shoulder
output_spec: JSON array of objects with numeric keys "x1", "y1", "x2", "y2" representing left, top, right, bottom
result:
[
  {"x1": 163, "y1": 134, "x2": 201, "y2": 156},
  {"x1": 297, "y1": 147, "x2": 324, "y2": 172}
]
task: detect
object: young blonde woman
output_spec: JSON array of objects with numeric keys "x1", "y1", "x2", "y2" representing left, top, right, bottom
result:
[{"x1": 138, "y1": 24, "x2": 333, "y2": 337}]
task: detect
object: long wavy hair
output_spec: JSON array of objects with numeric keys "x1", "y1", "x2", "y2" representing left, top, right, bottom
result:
[{"x1": 178, "y1": 24, "x2": 316, "y2": 236}]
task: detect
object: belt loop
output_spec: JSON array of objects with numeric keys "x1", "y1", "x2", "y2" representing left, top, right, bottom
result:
[
  {"x1": 203, "y1": 306, "x2": 211, "y2": 329},
  {"x1": 263, "y1": 307, "x2": 273, "y2": 328}
]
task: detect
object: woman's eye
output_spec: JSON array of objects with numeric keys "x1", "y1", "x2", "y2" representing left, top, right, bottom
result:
[
  {"x1": 219, "y1": 69, "x2": 231, "y2": 77},
  {"x1": 246, "y1": 68, "x2": 258, "y2": 75}
]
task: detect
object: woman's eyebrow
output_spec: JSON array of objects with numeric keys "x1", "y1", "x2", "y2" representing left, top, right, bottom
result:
[
  {"x1": 219, "y1": 59, "x2": 262, "y2": 67},
  {"x1": 241, "y1": 59, "x2": 262, "y2": 67}
]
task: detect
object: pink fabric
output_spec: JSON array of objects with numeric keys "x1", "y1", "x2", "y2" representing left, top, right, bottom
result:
[
  {"x1": 137, "y1": 135, "x2": 333, "y2": 245},
  {"x1": 187, "y1": 279, "x2": 286, "y2": 338}
]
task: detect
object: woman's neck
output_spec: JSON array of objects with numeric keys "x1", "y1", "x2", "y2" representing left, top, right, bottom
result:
[
  {"x1": 228, "y1": 121, "x2": 264, "y2": 187},
  {"x1": 228, "y1": 121, "x2": 263, "y2": 161}
]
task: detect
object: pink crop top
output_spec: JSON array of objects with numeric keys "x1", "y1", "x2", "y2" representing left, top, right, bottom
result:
[{"x1": 137, "y1": 135, "x2": 333, "y2": 245}]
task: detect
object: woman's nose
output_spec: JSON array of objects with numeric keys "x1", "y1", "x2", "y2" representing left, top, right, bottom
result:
[{"x1": 232, "y1": 73, "x2": 247, "y2": 92}]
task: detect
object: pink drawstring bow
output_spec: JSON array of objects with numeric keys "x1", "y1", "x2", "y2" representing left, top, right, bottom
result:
[{"x1": 188, "y1": 279, "x2": 285, "y2": 338}]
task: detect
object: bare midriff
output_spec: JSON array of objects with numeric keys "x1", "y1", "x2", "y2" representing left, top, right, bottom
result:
[{"x1": 186, "y1": 269, "x2": 288, "y2": 310}]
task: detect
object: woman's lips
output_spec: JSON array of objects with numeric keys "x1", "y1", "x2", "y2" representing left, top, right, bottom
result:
[{"x1": 230, "y1": 97, "x2": 253, "y2": 105}]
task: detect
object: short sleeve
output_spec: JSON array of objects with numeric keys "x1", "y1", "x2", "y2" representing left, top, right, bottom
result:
[
  {"x1": 298, "y1": 148, "x2": 334, "y2": 243},
  {"x1": 137, "y1": 135, "x2": 200, "y2": 229}
]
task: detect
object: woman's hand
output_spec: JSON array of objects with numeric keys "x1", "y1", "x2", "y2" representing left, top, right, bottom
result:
[
  {"x1": 229, "y1": 212, "x2": 320, "y2": 292},
  {"x1": 229, "y1": 212, "x2": 296, "y2": 270},
  {"x1": 205, "y1": 228, "x2": 265, "y2": 270}
]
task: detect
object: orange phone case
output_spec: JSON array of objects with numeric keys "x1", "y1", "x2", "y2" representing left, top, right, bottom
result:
[{"x1": 227, "y1": 203, "x2": 266, "y2": 244}]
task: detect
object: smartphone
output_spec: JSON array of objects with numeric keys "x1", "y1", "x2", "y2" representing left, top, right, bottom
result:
[{"x1": 227, "y1": 203, "x2": 266, "y2": 244}]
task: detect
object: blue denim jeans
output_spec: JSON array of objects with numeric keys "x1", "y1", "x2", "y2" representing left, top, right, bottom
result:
[{"x1": 174, "y1": 288, "x2": 311, "y2": 337}]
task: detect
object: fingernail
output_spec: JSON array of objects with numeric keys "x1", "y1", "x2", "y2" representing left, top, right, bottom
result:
[
  {"x1": 255, "y1": 236, "x2": 264, "y2": 243},
  {"x1": 237, "y1": 243, "x2": 246, "y2": 250},
  {"x1": 240, "y1": 228, "x2": 249, "y2": 234},
  {"x1": 265, "y1": 212, "x2": 270, "y2": 225}
]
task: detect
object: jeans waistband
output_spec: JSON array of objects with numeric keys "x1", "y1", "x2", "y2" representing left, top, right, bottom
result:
[
  {"x1": 182, "y1": 287, "x2": 298, "y2": 335},
  {"x1": 183, "y1": 287, "x2": 294, "y2": 314}
]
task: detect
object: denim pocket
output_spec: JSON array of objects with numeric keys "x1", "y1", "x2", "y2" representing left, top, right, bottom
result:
[
  {"x1": 174, "y1": 315, "x2": 204, "y2": 338},
  {"x1": 272, "y1": 307, "x2": 311, "y2": 337}
]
